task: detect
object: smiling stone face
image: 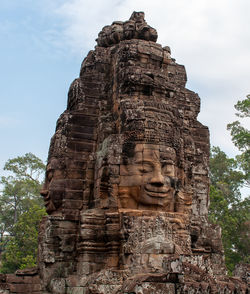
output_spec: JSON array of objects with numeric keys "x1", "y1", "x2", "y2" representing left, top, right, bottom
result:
[{"x1": 119, "y1": 143, "x2": 178, "y2": 210}]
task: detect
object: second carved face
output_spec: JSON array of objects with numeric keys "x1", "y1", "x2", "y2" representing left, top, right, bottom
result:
[{"x1": 40, "y1": 158, "x2": 65, "y2": 214}]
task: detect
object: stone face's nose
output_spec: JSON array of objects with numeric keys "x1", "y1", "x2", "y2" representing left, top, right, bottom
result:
[
  {"x1": 150, "y1": 167, "x2": 165, "y2": 187},
  {"x1": 40, "y1": 189, "x2": 48, "y2": 197}
]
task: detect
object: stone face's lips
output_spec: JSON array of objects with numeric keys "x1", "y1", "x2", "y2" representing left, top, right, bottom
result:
[
  {"x1": 40, "y1": 189, "x2": 48, "y2": 195},
  {"x1": 44, "y1": 199, "x2": 50, "y2": 207},
  {"x1": 144, "y1": 186, "x2": 170, "y2": 198},
  {"x1": 43, "y1": 194, "x2": 56, "y2": 213},
  {"x1": 43, "y1": 198, "x2": 50, "y2": 209},
  {"x1": 145, "y1": 192, "x2": 168, "y2": 198}
]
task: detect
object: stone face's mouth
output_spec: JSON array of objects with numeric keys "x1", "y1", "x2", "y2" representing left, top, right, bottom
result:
[
  {"x1": 42, "y1": 194, "x2": 50, "y2": 203},
  {"x1": 144, "y1": 186, "x2": 170, "y2": 198},
  {"x1": 44, "y1": 199, "x2": 51, "y2": 209},
  {"x1": 44, "y1": 199, "x2": 50, "y2": 206},
  {"x1": 41, "y1": 190, "x2": 50, "y2": 206},
  {"x1": 43, "y1": 194, "x2": 57, "y2": 213}
]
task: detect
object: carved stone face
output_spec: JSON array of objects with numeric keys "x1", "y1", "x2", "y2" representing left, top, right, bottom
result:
[
  {"x1": 111, "y1": 22, "x2": 123, "y2": 40},
  {"x1": 123, "y1": 21, "x2": 135, "y2": 39},
  {"x1": 40, "y1": 158, "x2": 64, "y2": 214},
  {"x1": 119, "y1": 144, "x2": 178, "y2": 210}
]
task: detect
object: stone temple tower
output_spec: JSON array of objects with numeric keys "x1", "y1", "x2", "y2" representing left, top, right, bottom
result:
[{"x1": 0, "y1": 11, "x2": 248, "y2": 294}]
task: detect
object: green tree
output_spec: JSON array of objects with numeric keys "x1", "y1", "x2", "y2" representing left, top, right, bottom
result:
[
  {"x1": 209, "y1": 147, "x2": 249, "y2": 273},
  {"x1": 209, "y1": 95, "x2": 250, "y2": 273},
  {"x1": 0, "y1": 153, "x2": 45, "y2": 236},
  {"x1": 0, "y1": 204, "x2": 46, "y2": 273},
  {"x1": 209, "y1": 146, "x2": 244, "y2": 201},
  {"x1": 227, "y1": 95, "x2": 250, "y2": 188},
  {"x1": 0, "y1": 153, "x2": 46, "y2": 272}
]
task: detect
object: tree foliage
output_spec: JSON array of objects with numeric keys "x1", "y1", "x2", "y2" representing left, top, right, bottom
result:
[
  {"x1": 209, "y1": 95, "x2": 250, "y2": 274},
  {"x1": 209, "y1": 147, "x2": 250, "y2": 273},
  {"x1": 0, "y1": 153, "x2": 45, "y2": 236},
  {"x1": 0, "y1": 153, "x2": 46, "y2": 273},
  {"x1": 227, "y1": 95, "x2": 250, "y2": 188},
  {"x1": 0, "y1": 205, "x2": 46, "y2": 273}
]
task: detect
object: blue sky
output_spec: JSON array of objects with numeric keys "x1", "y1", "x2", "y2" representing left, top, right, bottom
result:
[
  {"x1": 0, "y1": 0, "x2": 83, "y2": 167},
  {"x1": 1, "y1": 0, "x2": 250, "y2": 174}
]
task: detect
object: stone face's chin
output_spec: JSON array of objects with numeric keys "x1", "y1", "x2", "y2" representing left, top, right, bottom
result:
[{"x1": 44, "y1": 199, "x2": 55, "y2": 213}]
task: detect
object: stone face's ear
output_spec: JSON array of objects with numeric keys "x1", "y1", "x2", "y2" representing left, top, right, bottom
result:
[
  {"x1": 122, "y1": 141, "x2": 136, "y2": 160},
  {"x1": 174, "y1": 191, "x2": 192, "y2": 213},
  {"x1": 120, "y1": 164, "x2": 130, "y2": 177}
]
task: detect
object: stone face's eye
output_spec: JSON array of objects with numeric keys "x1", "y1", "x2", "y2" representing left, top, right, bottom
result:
[
  {"x1": 47, "y1": 170, "x2": 53, "y2": 182},
  {"x1": 136, "y1": 161, "x2": 153, "y2": 173},
  {"x1": 162, "y1": 163, "x2": 175, "y2": 176}
]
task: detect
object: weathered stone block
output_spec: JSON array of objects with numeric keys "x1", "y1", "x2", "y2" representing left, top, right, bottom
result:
[
  {"x1": 9, "y1": 283, "x2": 41, "y2": 293},
  {"x1": 48, "y1": 278, "x2": 66, "y2": 294},
  {"x1": 66, "y1": 287, "x2": 85, "y2": 294},
  {"x1": 133, "y1": 282, "x2": 175, "y2": 294},
  {"x1": 0, "y1": 290, "x2": 9, "y2": 294}
]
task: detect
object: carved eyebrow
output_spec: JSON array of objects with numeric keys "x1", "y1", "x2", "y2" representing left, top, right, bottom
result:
[
  {"x1": 150, "y1": 150, "x2": 160, "y2": 160},
  {"x1": 161, "y1": 160, "x2": 174, "y2": 164}
]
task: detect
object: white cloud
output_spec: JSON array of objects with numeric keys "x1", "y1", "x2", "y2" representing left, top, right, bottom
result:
[
  {"x1": 54, "y1": 0, "x2": 124, "y2": 53},
  {"x1": 0, "y1": 115, "x2": 20, "y2": 128},
  {"x1": 50, "y1": 0, "x2": 250, "y2": 156}
]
